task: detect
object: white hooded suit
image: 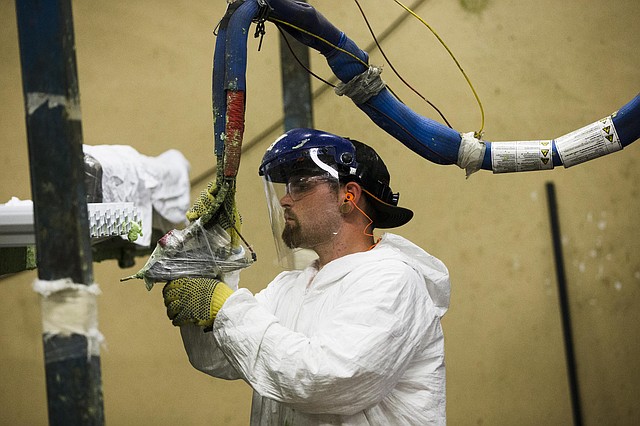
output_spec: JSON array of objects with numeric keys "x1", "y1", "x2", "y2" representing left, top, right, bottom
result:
[{"x1": 180, "y1": 233, "x2": 451, "y2": 425}]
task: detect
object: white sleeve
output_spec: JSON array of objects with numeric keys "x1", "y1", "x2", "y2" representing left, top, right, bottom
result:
[
  {"x1": 212, "y1": 264, "x2": 433, "y2": 415},
  {"x1": 179, "y1": 324, "x2": 242, "y2": 380},
  {"x1": 177, "y1": 268, "x2": 245, "y2": 380}
]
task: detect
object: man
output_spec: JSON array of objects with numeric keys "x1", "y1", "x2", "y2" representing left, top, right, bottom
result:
[{"x1": 163, "y1": 128, "x2": 451, "y2": 425}]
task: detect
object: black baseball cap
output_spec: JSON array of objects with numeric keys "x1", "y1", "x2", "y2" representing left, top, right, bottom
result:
[{"x1": 345, "y1": 139, "x2": 413, "y2": 228}]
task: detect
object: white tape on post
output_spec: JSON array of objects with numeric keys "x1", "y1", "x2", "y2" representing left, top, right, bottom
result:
[{"x1": 33, "y1": 278, "x2": 104, "y2": 358}]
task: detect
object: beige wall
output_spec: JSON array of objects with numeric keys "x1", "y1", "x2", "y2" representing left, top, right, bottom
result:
[{"x1": 1, "y1": 0, "x2": 639, "y2": 424}]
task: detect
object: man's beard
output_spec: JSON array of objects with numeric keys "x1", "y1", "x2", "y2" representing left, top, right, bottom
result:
[
  {"x1": 281, "y1": 221, "x2": 301, "y2": 249},
  {"x1": 281, "y1": 211, "x2": 340, "y2": 249}
]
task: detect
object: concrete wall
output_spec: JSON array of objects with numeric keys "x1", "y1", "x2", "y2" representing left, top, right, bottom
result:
[{"x1": 1, "y1": 0, "x2": 638, "y2": 424}]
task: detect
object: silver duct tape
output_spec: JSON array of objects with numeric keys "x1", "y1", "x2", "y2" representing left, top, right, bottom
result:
[
  {"x1": 457, "y1": 132, "x2": 486, "y2": 178},
  {"x1": 33, "y1": 279, "x2": 104, "y2": 358},
  {"x1": 335, "y1": 66, "x2": 386, "y2": 105},
  {"x1": 27, "y1": 92, "x2": 82, "y2": 121}
]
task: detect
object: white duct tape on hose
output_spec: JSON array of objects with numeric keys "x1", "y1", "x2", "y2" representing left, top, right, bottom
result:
[
  {"x1": 457, "y1": 132, "x2": 486, "y2": 178},
  {"x1": 33, "y1": 278, "x2": 104, "y2": 358},
  {"x1": 335, "y1": 65, "x2": 386, "y2": 105}
]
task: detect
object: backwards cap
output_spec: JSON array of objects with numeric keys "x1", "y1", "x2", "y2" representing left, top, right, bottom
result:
[{"x1": 259, "y1": 128, "x2": 413, "y2": 228}]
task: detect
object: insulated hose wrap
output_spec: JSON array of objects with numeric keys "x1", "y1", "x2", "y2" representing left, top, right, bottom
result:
[{"x1": 224, "y1": 90, "x2": 246, "y2": 178}]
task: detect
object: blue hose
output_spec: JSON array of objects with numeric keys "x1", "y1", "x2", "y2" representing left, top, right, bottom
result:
[
  {"x1": 219, "y1": 0, "x2": 639, "y2": 173},
  {"x1": 225, "y1": 1, "x2": 259, "y2": 92},
  {"x1": 213, "y1": 1, "x2": 257, "y2": 159},
  {"x1": 213, "y1": 12, "x2": 228, "y2": 159},
  {"x1": 360, "y1": 89, "x2": 461, "y2": 165},
  {"x1": 613, "y1": 94, "x2": 640, "y2": 147}
]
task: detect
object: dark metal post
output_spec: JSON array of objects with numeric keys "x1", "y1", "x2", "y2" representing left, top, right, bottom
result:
[
  {"x1": 279, "y1": 31, "x2": 314, "y2": 130},
  {"x1": 15, "y1": 0, "x2": 105, "y2": 424},
  {"x1": 546, "y1": 182, "x2": 583, "y2": 426}
]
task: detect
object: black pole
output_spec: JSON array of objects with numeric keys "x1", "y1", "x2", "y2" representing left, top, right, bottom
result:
[
  {"x1": 546, "y1": 182, "x2": 583, "y2": 426},
  {"x1": 279, "y1": 30, "x2": 314, "y2": 130},
  {"x1": 15, "y1": 0, "x2": 105, "y2": 424}
]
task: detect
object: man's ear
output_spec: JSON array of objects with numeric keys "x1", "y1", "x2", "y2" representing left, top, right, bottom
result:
[{"x1": 343, "y1": 181, "x2": 363, "y2": 203}]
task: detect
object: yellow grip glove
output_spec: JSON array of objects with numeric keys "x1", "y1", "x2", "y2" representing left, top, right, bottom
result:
[
  {"x1": 186, "y1": 180, "x2": 218, "y2": 222},
  {"x1": 162, "y1": 277, "x2": 234, "y2": 328},
  {"x1": 186, "y1": 180, "x2": 242, "y2": 248}
]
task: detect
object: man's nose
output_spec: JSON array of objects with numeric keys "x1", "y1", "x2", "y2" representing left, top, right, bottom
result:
[{"x1": 280, "y1": 192, "x2": 293, "y2": 207}]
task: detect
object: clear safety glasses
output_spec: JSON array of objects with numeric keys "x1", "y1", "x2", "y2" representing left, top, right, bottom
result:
[{"x1": 284, "y1": 174, "x2": 335, "y2": 201}]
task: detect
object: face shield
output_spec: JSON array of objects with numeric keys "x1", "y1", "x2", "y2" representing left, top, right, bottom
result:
[{"x1": 261, "y1": 146, "x2": 345, "y2": 269}]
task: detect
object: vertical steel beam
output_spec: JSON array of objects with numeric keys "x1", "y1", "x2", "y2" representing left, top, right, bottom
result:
[
  {"x1": 279, "y1": 30, "x2": 314, "y2": 130},
  {"x1": 14, "y1": 0, "x2": 105, "y2": 424}
]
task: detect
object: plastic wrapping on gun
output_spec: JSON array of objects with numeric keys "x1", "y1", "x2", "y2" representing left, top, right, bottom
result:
[{"x1": 135, "y1": 219, "x2": 252, "y2": 290}]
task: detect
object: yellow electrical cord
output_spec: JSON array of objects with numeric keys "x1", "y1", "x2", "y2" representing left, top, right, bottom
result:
[{"x1": 390, "y1": 0, "x2": 485, "y2": 138}]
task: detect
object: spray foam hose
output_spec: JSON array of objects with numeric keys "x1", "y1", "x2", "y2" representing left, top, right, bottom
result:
[{"x1": 225, "y1": 0, "x2": 639, "y2": 175}]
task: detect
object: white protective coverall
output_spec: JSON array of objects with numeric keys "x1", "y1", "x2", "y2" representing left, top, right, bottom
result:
[{"x1": 180, "y1": 233, "x2": 451, "y2": 425}]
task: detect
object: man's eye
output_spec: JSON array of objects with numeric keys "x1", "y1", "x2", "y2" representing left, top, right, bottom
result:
[{"x1": 294, "y1": 181, "x2": 311, "y2": 191}]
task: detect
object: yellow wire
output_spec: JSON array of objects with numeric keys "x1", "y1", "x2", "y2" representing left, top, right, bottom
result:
[
  {"x1": 391, "y1": 0, "x2": 485, "y2": 138},
  {"x1": 269, "y1": 17, "x2": 370, "y2": 69}
]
